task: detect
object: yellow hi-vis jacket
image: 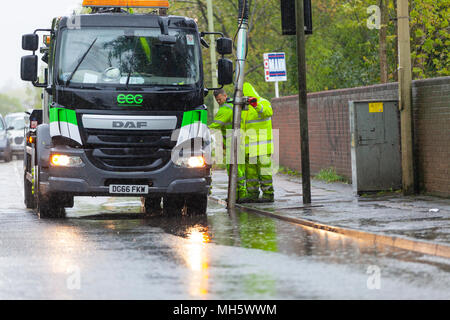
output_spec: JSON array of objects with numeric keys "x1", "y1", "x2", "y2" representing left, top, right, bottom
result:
[
  {"x1": 241, "y1": 82, "x2": 274, "y2": 157},
  {"x1": 209, "y1": 101, "x2": 233, "y2": 152}
]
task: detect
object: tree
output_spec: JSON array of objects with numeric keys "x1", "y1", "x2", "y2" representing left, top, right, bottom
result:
[
  {"x1": 0, "y1": 94, "x2": 24, "y2": 116},
  {"x1": 379, "y1": 0, "x2": 389, "y2": 83},
  {"x1": 410, "y1": 0, "x2": 449, "y2": 78},
  {"x1": 77, "y1": 0, "x2": 450, "y2": 98}
]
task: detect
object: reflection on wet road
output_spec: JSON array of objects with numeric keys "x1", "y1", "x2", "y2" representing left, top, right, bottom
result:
[{"x1": 0, "y1": 160, "x2": 449, "y2": 299}]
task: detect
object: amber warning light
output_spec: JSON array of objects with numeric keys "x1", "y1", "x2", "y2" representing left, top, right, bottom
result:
[{"x1": 82, "y1": 0, "x2": 170, "y2": 8}]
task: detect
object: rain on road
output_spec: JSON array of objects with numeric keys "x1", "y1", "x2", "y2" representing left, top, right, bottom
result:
[{"x1": 0, "y1": 159, "x2": 449, "y2": 299}]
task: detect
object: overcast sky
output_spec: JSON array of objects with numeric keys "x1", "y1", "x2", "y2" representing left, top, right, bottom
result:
[{"x1": 0, "y1": 0, "x2": 82, "y2": 91}]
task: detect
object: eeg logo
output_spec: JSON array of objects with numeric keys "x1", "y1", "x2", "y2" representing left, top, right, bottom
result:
[{"x1": 117, "y1": 94, "x2": 144, "y2": 106}]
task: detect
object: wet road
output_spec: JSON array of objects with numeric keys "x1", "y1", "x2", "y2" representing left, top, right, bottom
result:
[{"x1": 0, "y1": 159, "x2": 449, "y2": 299}]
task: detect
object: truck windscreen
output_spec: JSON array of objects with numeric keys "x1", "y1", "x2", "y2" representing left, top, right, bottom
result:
[{"x1": 57, "y1": 27, "x2": 200, "y2": 87}]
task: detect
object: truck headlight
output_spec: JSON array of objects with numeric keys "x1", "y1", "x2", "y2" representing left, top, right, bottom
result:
[
  {"x1": 174, "y1": 156, "x2": 206, "y2": 168},
  {"x1": 50, "y1": 154, "x2": 84, "y2": 167}
]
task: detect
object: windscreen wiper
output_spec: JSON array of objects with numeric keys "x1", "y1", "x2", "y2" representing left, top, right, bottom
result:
[
  {"x1": 65, "y1": 37, "x2": 98, "y2": 87},
  {"x1": 126, "y1": 38, "x2": 139, "y2": 89}
]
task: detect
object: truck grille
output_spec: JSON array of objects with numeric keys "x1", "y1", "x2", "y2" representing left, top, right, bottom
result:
[
  {"x1": 14, "y1": 137, "x2": 24, "y2": 145},
  {"x1": 83, "y1": 129, "x2": 176, "y2": 172}
]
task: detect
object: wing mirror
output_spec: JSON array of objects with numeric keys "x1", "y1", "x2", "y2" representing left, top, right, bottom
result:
[
  {"x1": 216, "y1": 37, "x2": 232, "y2": 55},
  {"x1": 21, "y1": 55, "x2": 38, "y2": 82},
  {"x1": 218, "y1": 58, "x2": 233, "y2": 85},
  {"x1": 22, "y1": 34, "x2": 39, "y2": 51}
]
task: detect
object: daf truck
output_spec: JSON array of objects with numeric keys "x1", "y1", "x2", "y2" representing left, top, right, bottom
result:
[{"x1": 20, "y1": 0, "x2": 233, "y2": 218}]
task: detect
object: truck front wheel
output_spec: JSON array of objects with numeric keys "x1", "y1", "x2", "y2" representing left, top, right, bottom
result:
[
  {"x1": 185, "y1": 194, "x2": 208, "y2": 216},
  {"x1": 34, "y1": 165, "x2": 65, "y2": 219},
  {"x1": 163, "y1": 196, "x2": 185, "y2": 217},
  {"x1": 24, "y1": 174, "x2": 35, "y2": 209},
  {"x1": 141, "y1": 196, "x2": 162, "y2": 214},
  {"x1": 36, "y1": 193, "x2": 66, "y2": 219}
]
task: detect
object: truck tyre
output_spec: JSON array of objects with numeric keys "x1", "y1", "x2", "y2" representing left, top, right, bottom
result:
[
  {"x1": 60, "y1": 194, "x2": 74, "y2": 208},
  {"x1": 24, "y1": 174, "x2": 35, "y2": 209},
  {"x1": 163, "y1": 196, "x2": 185, "y2": 217},
  {"x1": 141, "y1": 196, "x2": 162, "y2": 214},
  {"x1": 36, "y1": 193, "x2": 66, "y2": 219},
  {"x1": 185, "y1": 194, "x2": 208, "y2": 216},
  {"x1": 34, "y1": 165, "x2": 65, "y2": 219}
]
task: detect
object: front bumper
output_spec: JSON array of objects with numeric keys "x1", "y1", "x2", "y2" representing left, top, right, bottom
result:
[
  {"x1": 11, "y1": 146, "x2": 24, "y2": 154},
  {"x1": 39, "y1": 146, "x2": 211, "y2": 197},
  {"x1": 9, "y1": 135, "x2": 25, "y2": 154}
]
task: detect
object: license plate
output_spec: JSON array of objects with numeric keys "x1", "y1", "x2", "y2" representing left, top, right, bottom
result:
[{"x1": 109, "y1": 185, "x2": 149, "y2": 194}]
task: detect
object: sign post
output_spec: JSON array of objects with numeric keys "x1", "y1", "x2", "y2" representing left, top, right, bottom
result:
[
  {"x1": 263, "y1": 52, "x2": 287, "y2": 98},
  {"x1": 295, "y1": 0, "x2": 311, "y2": 204}
]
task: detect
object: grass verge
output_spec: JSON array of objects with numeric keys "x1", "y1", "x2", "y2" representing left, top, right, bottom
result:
[{"x1": 314, "y1": 167, "x2": 348, "y2": 184}]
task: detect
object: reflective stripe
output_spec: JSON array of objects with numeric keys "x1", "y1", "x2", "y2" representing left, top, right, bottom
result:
[
  {"x1": 260, "y1": 180, "x2": 273, "y2": 184},
  {"x1": 245, "y1": 140, "x2": 273, "y2": 147},
  {"x1": 213, "y1": 120, "x2": 232, "y2": 126},
  {"x1": 238, "y1": 176, "x2": 246, "y2": 181},
  {"x1": 247, "y1": 179, "x2": 259, "y2": 183},
  {"x1": 246, "y1": 117, "x2": 271, "y2": 124},
  {"x1": 258, "y1": 105, "x2": 264, "y2": 114},
  {"x1": 224, "y1": 104, "x2": 233, "y2": 110},
  {"x1": 246, "y1": 186, "x2": 259, "y2": 191}
]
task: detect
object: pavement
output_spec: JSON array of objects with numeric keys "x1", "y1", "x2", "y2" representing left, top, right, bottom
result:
[{"x1": 210, "y1": 170, "x2": 450, "y2": 258}]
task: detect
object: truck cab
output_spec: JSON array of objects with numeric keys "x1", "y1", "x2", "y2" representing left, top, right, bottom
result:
[{"x1": 20, "y1": 0, "x2": 233, "y2": 218}]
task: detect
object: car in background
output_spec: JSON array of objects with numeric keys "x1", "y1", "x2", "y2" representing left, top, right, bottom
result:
[
  {"x1": 5, "y1": 113, "x2": 27, "y2": 158},
  {"x1": 0, "y1": 115, "x2": 12, "y2": 162},
  {"x1": 5, "y1": 112, "x2": 25, "y2": 128}
]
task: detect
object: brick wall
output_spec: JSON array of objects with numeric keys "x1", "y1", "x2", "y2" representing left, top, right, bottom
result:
[
  {"x1": 272, "y1": 76, "x2": 450, "y2": 197},
  {"x1": 412, "y1": 77, "x2": 450, "y2": 197}
]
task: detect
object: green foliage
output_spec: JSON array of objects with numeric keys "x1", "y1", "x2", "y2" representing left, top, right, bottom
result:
[
  {"x1": 25, "y1": 86, "x2": 42, "y2": 110},
  {"x1": 278, "y1": 166, "x2": 302, "y2": 177},
  {"x1": 171, "y1": 0, "x2": 290, "y2": 99},
  {"x1": 314, "y1": 167, "x2": 348, "y2": 184},
  {"x1": 169, "y1": 0, "x2": 448, "y2": 96},
  {"x1": 0, "y1": 94, "x2": 24, "y2": 116},
  {"x1": 410, "y1": 0, "x2": 450, "y2": 78},
  {"x1": 25, "y1": 0, "x2": 447, "y2": 110},
  {"x1": 0, "y1": 85, "x2": 42, "y2": 116}
]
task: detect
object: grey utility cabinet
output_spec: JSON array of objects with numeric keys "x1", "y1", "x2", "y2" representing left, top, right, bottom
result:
[{"x1": 349, "y1": 100, "x2": 402, "y2": 195}]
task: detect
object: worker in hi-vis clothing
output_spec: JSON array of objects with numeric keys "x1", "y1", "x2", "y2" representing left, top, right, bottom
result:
[
  {"x1": 208, "y1": 89, "x2": 248, "y2": 202},
  {"x1": 241, "y1": 82, "x2": 274, "y2": 203}
]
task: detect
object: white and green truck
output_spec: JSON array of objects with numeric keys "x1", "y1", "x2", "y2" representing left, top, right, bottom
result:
[{"x1": 20, "y1": 0, "x2": 233, "y2": 218}]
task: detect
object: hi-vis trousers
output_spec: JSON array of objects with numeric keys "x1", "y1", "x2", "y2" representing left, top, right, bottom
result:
[
  {"x1": 245, "y1": 154, "x2": 274, "y2": 200},
  {"x1": 227, "y1": 163, "x2": 247, "y2": 199}
]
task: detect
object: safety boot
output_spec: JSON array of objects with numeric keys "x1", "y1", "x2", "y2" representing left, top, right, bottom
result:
[
  {"x1": 258, "y1": 195, "x2": 274, "y2": 203},
  {"x1": 236, "y1": 197, "x2": 258, "y2": 204}
]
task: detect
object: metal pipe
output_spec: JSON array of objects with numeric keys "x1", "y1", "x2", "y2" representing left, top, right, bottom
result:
[{"x1": 227, "y1": 0, "x2": 249, "y2": 209}]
